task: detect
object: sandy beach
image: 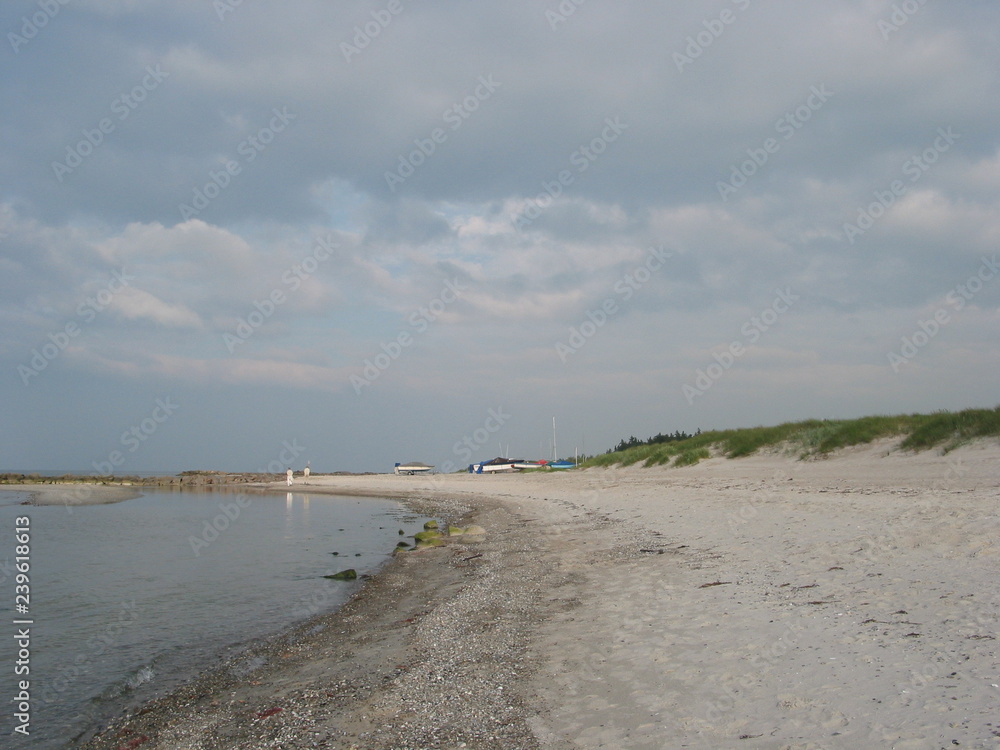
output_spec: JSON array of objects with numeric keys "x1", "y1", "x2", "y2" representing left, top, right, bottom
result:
[{"x1": 79, "y1": 440, "x2": 999, "y2": 749}]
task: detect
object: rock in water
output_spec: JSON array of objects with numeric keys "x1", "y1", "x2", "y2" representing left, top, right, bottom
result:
[
  {"x1": 423, "y1": 520, "x2": 439, "y2": 530},
  {"x1": 324, "y1": 569, "x2": 357, "y2": 581}
]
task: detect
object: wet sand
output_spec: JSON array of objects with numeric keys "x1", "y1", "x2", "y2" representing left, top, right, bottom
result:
[
  {"x1": 6, "y1": 483, "x2": 143, "y2": 506},
  {"x1": 79, "y1": 440, "x2": 999, "y2": 749}
]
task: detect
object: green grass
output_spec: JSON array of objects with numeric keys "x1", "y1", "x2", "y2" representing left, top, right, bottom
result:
[
  {"x1": 900, "y1": 406, "x2": 1000, "y2": 452},
  {"x1": 584, "y1": 406, "x2": 1000, "y2": 468},
  {"x1": 795, "y1": 414, "x2": 931, "y2": 454},
  {"x1": 673, "y1": 447, "x2": 711, "y2": 467}
]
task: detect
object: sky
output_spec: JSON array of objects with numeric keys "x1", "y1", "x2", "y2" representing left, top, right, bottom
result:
[{"x1": 1, "y1": 0, "x2": 998, "y2": 474}]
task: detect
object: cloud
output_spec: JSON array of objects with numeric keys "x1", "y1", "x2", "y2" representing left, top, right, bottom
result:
[
  {"x1": 74, "y1": 348, "x2": 354, "y2": 393},
  {"x1": 1, "y1": 1, "x2": 998, "y2": 471},
  {"x1": 111, "y1": 287, "x2": 202, "y2": 328}
]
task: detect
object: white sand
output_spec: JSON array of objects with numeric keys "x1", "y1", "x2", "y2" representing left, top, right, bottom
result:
[{"x1": 292, "y1": 440, "x2": 1000, "y2": 749}]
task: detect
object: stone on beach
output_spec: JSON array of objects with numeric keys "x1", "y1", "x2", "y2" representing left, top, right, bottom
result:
[
  {"x1": 413, "y1": 529, "x2": 442, "y2": 543},
  {"x1": 324, "y1": 569, "x2": 357, "y2": 581}
]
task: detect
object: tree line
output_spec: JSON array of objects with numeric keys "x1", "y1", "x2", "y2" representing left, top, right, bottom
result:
[{"x1": 607, "y1": 429, "x2": 701, "y2": 454}]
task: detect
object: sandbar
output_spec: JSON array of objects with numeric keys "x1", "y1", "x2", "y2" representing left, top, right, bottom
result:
[{"x1": 3, "y1": 483, "x2": 142, "y2": 506}]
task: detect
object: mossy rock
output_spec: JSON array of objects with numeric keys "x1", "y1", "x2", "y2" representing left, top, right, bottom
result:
[
  {"x1": 396, "y1": 541, "x2": 410, "y2": 549},
  {"x1": 462, "y1": 525, "x2": 486, "y2": 537},
  {"x1": 414, "y1": 538, "x2": 445, "y2": 548},
  {"x1": 448, "y1": 526, "x2": 465, "y2": 535},
  {"x1": 422, "y1": 520, "x2": 439, "y2": 530},
  {"x1": 324, "y1": 569, "x2": 357, "y2": 581},
  {"x1": 414, "y1": 530, "x2": 442, "y2": 543}
]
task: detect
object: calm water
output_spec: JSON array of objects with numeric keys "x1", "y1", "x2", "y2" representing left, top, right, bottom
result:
[{"x1": 0, "y1": 488, "x2": 424, "y2": 749}]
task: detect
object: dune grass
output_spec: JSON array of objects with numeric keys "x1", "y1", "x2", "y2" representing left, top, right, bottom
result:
[
  {"x1": 900, "y1": 407, "x2": 1000, "y2": 451},
  {"x1": 672, "y1": 447, "x2": 712, "y2": 467},
  {"x1": 584, "y1": 406, "x2": 1000, "y2": 469}
]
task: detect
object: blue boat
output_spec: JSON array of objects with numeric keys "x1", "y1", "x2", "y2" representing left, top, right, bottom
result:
[{"x1": 548, "y1": 460, "x2": 575, "y2": 470}]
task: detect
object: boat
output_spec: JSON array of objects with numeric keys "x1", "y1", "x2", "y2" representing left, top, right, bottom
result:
[
  {"x1": 470, "y1": 457, "x2": 519, "y2": 473},
  {"x1": 394, "y1": 462, "x2": 434, "y2": 475},
  {"x1": 470, "y1": 458, "x2": 550, "y2": 473},
  {"x1": 513, "y1": 460, "x2": 548, "y2": 470},
  {"x1": 547, "y1": 460, "x2": 576, "y2": 470}
]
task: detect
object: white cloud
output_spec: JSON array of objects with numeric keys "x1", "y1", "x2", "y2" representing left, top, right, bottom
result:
[{"x1": 111, "y1": 287, "x2": 202, "y2": 329}]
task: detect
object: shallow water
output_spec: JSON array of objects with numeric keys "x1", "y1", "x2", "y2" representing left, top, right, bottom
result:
[{"x1": 0, "y1": 488, "x2": 423, "y2": 749}]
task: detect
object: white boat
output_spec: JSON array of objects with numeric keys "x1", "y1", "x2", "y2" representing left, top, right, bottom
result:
[
  {"x1": 470, "y1": 458, "x2": 548, "y2": 473},
  {"x1": 513, "y1": 460, "x2": 547, "y2": 470},
  {"x1": 470, "y1": 457, "x2": 518, "y2": 473},
  {"x1": 394, "y1": 462, "x2": 434, "y2": 475}
]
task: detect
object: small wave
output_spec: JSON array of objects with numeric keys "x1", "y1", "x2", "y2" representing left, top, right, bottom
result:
[
  {"x1": 95, "y1": 661, "x2": 158, "y2": 704},
  {"x1": 126, "y1": 665, "x2": 155, "y2": 689}
]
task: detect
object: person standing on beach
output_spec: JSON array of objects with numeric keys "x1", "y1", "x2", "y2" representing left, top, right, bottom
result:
[
  {"x1": 286, "y1": 467, "x2": 293, "y2": 486},
  {"x1": 303, "y1": 462, "x2": 310, "y2": 480}
]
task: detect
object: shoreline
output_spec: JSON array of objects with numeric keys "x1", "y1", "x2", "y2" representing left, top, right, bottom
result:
[
  {"x1": 78, "y1": 442, "x2": 1000, "y2": 748},
  {"x1": 78, "y1": 492, "x2": 568, "y2": 749}
]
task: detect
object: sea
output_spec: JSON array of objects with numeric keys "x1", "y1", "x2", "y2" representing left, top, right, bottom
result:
[{"x1": 0, "y1": 485, "x2": 426, "y2": 749}]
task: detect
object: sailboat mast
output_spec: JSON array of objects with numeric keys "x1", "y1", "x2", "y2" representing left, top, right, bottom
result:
[{"x1": 552, "y1": 417, "x2": 557, "y2": 462}]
